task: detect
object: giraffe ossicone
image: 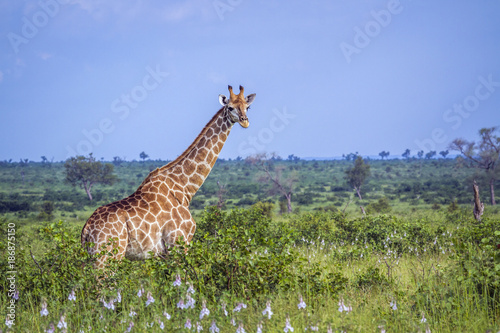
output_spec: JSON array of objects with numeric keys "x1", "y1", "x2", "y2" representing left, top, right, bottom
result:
[{"x1": 81, "y1": 85, "x2": 256, "y2": 267}]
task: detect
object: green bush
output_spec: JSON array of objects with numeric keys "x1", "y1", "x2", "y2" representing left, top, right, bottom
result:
[
  {"x1": 366, "y1": 197, "x2": 392, "y2": 214},
  {"x1": 452, "y1": 218, "x2": 500, "y2": 304},
  {"x1": 353, "y1": 266, "x2": 389, "y2": 289}
]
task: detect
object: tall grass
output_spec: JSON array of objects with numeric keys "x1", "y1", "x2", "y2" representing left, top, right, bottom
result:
[{"x1": 1, "y1": 207, "x2": 499, "y2": 332}]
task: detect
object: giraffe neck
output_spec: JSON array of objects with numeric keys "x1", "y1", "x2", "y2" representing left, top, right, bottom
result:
[{"x1": 140, "y1": 107, "x2": 233, "y2": 202}]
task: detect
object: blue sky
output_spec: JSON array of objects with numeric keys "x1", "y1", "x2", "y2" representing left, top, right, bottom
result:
[{"x1": 1, "y1": 0, "x2": 499, "y2": 162}]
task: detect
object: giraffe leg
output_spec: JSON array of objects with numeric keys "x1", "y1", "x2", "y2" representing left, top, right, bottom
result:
[
  {"x1": 175, "y1": 205, "x2": 196, "y2": 244},
  {"x1": 89, "y1": 221, "x2": 128, "y2": 270}
]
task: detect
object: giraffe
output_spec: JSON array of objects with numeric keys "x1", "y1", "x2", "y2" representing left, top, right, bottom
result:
[{"x1": 81, "y1": 85, "x2": 256, "y2": 267}]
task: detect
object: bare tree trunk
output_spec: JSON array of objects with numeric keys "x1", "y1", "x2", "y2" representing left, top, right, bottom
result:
[
  {"x1": 84, "y1": 182, "x2": 93, "y2": 201},
  {"x1": 473, "y1": 181, "x2": 484, "y2": 221},
  {"x1": 286, "y1": 193, "x2": 292, "y2": 213},
  {"x1": 355, "y1": 187, "x2": 366, "y2": 215},
  {"x1": 217, "y1": 181, "x2": 226, "y2": 209},
  {"x1": 490, "y1": 178, "x2": 496, "y2": 205},
  {"x1": 355, "y1": 187, "x2": 363, "y2": 200},
  {"x1": 342, "y1": 195, "x2": 353, "y2": 214}
]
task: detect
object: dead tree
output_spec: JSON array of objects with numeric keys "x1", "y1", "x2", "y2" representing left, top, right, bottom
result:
[
  {"x1": 216, "y1": 181, "x2": 227, "y2": 210},
  {"x1": 247, "y1": 153, "x2": 298, "y2": 213},
  {"x1": 473, "y1": 180, "x2": 484, "y2": 222}
]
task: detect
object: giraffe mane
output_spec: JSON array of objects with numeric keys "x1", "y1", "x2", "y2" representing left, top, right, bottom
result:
[{"x1": 139, "y1": 106, "x2": 226, "y2": 186}]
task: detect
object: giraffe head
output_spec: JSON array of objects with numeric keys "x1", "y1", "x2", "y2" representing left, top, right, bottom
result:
[{"x1": 219, "y1": 85, "x2": 256, "y2": 128}]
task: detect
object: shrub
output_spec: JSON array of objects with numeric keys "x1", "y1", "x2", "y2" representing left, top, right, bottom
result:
[
  {"x1": 452, "y1": 218, "x2": 500, "y2": 304},
  {"x1": 352, "y1": 266, "x2": 389, "y2": 289},
  {"x1": 366, "y1": 197, "x2": 392, "y2": 214}
]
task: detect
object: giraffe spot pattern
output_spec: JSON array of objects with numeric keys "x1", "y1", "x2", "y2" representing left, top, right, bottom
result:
[{"x1": 80, "y1": 97, "x2": 251, "y2": 268}]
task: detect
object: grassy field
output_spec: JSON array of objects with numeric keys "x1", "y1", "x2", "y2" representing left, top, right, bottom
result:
[{"x1": 0, "y1": 157, "x2": 499, "y2": 332}]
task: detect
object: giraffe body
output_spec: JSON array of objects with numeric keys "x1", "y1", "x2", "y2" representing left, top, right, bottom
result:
[{"x1": 81, "y1": 86, "x2": 255, "y2": 267}]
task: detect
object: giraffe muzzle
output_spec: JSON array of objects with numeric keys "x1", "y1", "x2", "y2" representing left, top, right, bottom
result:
[{"x1": 239, "y1": 117, "x2": 249, "y2": 128}]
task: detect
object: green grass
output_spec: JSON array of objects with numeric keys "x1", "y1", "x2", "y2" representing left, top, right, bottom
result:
[{"x1": 1, "y1": 158, "x2": 499, "y2": 332}]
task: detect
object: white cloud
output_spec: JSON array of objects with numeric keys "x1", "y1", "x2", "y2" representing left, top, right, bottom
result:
[
  {"x1": 68, "y1": 0, "x2": 214, "y2": 23},
  {"x1": 207, "y1": 70, "x2": 227, "y2": 84},
  {"x1": 38, "y1": 52, "x2": 53, "y2": 61}
]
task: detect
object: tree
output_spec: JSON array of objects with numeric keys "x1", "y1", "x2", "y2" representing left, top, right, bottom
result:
[
  {"x1": 449, "y1": 127, "x2": 500, "y2": 205},
  {"x1": 439, "y1": 150, "x2": 449, "y2": 159},
  {"x1": 417, "y1": 150, "x2": 424, "y2": 159},
  {"x1": 139, "y1": 151, "x2": 149, "y2": 162},
  {"x1": 247, "y1": 153, "x2": 298, "y2": 213},
  {"x1": 402, "y1": 149, "x2": 411, "y2": 159},
  {"x1": 344, "y1": 156, "x2": 371, "y2": 200},
  {"x1": 379, "y1": 151, "x2": 390, "y2": 159},
  {"x1": 64, "y1": 154, "x2": 117, "y2": 201},
  {"x1": 38, "y1": 201, "x2": 55, "y2": 220},
  {"x1": 425, "y1": 151, "x2": 436, "y2": 159},
  {"x1": 112, "y1": 156, "x2": 125, "y2": 166},
  {"x1": 342, "y1": 152, "x2": 359, "y2": 161}
]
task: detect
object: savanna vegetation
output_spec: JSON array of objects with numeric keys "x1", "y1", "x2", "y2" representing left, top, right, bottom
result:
[{"x1": 0, "y1": 149, "x2": 499, "y2": 332}]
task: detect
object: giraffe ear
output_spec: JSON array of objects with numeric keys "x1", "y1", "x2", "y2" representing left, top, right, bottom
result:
[
  {"x1": 246, "y1": 93, "x2": 256, "y2": 106},
  {"x1": 219, "y1": 94, "x2": 228, "y2": 106}
]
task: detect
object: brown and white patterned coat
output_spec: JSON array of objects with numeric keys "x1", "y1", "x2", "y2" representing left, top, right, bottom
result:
[{"x1": 81, "y1": 86, "x2": 256, "y2": 267}]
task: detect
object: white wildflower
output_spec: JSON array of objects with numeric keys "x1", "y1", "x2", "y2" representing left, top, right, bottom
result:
[
  {"x1": 44, "y1": 323, "x2": 55, "y2": 333},
  {"x1": 209, "y1": 320, "x2": 220, "y2": 333},
  {"x1": 236, "y1": 323, "x2": 246, "y2": 333},
  {"x1": 115, "y1": 289, "x2": 122, "y2": 303},
  {"x1": 102, "y1": 298, "x2": 115, "y2": 310},
  {"x1": 173, "y1": 274, "x2": 182, "y2": 287},
  {"x1": 338, "y1": 298, "x2": 351, "y2": 313},
  {"x1": 40, "y1": 300, "x2": 49, "y2": 317},
  {"x1": 297, "y1": 295, "x2": 306, "y2": 309},
  {"x1": 57, "y1": 315, "x2": 67, "y2": 329},
  {"x1": 233, "y1": 302, "x2": 247, "y2": 312},
  {"x1": 185, "y1": 293, "x2": 196, "y2": 309},
  {"x1": 185, "y1": 318, "x2": 192, "y2": 330},
  {"x1": 68, "y1": 289, "x2": 76, "y2": 301},
  {"x1": 145, "y1": 291, "x2": 155, "y2": 306},
  {"x1": 222, "y1": 302, "x2": 228, "y2": 316},
  {"x1": 284, "y1": 315, "x2": 294, "y2": 332},
  {"x1": 200, "y1": 300, "x2": 210, "y2": 320},
  {"x1": 187, "y1": 283, "x2": 196, "y2": 294},
  {"x1": 262, "y1": 300, "x2": 273, "y2": 319}
]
